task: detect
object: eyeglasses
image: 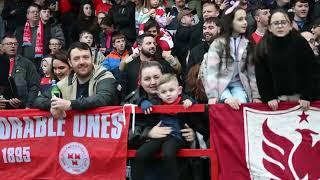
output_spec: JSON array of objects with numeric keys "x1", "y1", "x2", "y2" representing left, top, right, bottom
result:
[
  {"x1": 49, "y1": 43, "x2": 61, "y2": 46},
  {"x1": 308, "y1": 38, "x2": 316, "y2": 45},
  {"x1": 270, "y1": 20, "x2": 289, "y2": 27},
  {"x1": 3, "y1": 42, "x2": 19, "y2": 46}
]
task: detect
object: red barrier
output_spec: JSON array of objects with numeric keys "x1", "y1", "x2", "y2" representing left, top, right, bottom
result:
[{"x1": 127, "y1": 104, "x2": 218, "y2": 180}]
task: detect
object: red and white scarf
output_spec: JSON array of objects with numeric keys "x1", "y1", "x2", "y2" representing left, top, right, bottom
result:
[{"x1": 22, "y1": 20, "x2": 44, "y2": 58}]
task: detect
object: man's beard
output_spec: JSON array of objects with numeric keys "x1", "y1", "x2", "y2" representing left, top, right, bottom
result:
[{"x1": 141, "y1": 48, "x2": 155, "y2": 58}]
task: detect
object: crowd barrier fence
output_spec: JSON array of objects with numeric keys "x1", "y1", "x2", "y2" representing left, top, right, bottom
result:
[{"x1": 127, "y1": 104, "x2": 218, "y2": 180}]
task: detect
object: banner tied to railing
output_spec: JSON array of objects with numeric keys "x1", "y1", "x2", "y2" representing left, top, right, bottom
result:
[
  {"x1": 210, "y1": 103, "x2": 320, "y2": 180},
  {"x1": 0, "y1": 106, "x2": 131, "y2": 179}
]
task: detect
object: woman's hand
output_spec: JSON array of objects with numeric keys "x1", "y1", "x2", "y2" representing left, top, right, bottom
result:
[
  {"x1": 224, "y1": 97, "x2": 241, "y2": 110},
  {"x1": 268, "y1": 99, "x2": 279, "y2": 111},
  {"x1": 181, "y1": 124, "x2": 195, "y2": 142},
  {"x1": 148, "y1": 121, "x2": 172, "y2": 138},
  {"x1": 299, "y1": 99, "x2": 310, "y2": 111}
]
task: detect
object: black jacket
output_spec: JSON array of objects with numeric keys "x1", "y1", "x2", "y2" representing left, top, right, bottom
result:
[
  {"x1": 11, "y1": 55, "x2": 40, "y2": 108},
  {"x1": 255, "y1": 32, "x2": 315, "y2": 102},
  {"x1": 186, "y1": 41, "x2": 210, "y2": 76},
  {"x1": 312, "y1": 55, "x2": 320, "y2": 99},
  {"x1": 108, "y1": 1, "x2": 136, "y2": 43},
  {"x1": 120, "y1": 56, "x2": 174, "y2": 97}
]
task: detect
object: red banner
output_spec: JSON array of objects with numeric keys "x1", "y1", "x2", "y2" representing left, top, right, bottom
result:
[
  {"x1": 210, "y1": 102, "x2": 320, "y2": 180},
  {"x1": 0, "y1": 106, "x2": 131, "y2": 179}
]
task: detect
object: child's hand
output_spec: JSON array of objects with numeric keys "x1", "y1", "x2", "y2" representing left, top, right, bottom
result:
[
  {"x1": 253, "y1": 98, "x2": 262, "y2": 103},
  {"x1": 183, "y1": 99, "x2": 193, "y2": 109},
  {"x1": 208, "y1": 98, "x2": 218, "y2": 104},
  {"x1": 140, "y1": 100, "x2": 153, "y2": 114},
  {"x1": 131, "y1": 47, "x2": 140, "y2": 58},
  {"x1": 165, "y1": 12, "x2": 175, "y2": 25},
  {"x1": 224, "y1": 97, "x2": 241, "y2": 110}
]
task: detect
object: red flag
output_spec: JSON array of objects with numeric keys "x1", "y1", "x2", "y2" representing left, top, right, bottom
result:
[
  {"x1": 0, "y1": 106, "x2": 131, "y2": 179},
  {"x1": 210, "y1": 102, "x2": 320, "y2": 179}
]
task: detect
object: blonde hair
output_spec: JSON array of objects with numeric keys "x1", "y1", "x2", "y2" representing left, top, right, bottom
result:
[{"x1": 158, "y1": 73, "x2": 179, "y2": 88}]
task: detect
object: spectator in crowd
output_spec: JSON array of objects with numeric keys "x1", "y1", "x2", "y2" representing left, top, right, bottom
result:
[
  {"x1": 174, "y1": 7, "x2": 198, "y2": 79},
  {"x1": 70, "y1": 2, "x2": 95, "y2": 43},
  {"x1": 132, "y1": 0, "x2": 145, "y2": 32},
  {"x1": 255, "y1": 9, "x2": 315, "y2": 111},
  {"x1": 33, "y1": 50, "x2": 71, "y2": 109},
  {"x1": 0, "y1": 42, "x2": 10, "y2": 110},
  {"x1": 79, "y1": 30, "x2": 105, "y2": 65},
  {"x1": 50, "y1": 51, "x2": 71, "y2": 81},
  {"x1": 15, "y1": 3, "x2": 63, "y2": 70},
  {"x1": 96, "y1": 11, "x2": 107, "y2": 25},
  {"x1": 121, "y1": 34, "x2": 180, "y2": 96},
  {"x1": 3, "y1": 0, "x2": 31, "y2": 31},
  {"x1": 200, "y1": 7, "x2": 261, "y2": 109},
  {"x1": 189, "y1": 2, "x2": 220, "y2": 49},
  {"x1": 102, "y1": 33, "x2": 129, "y2": 83},
  {"x1": 301, "y1": 31, "x2": 319, "y2": 55},
  {"x1": 90, "y1": 11, "x2": 107, "y2": 47},
  {"x1": 48, "y1": 37, "x2": 62, "y2": 54},
  {"x1": 251, "y1": 3, "x2": 270, "y2": 43},
  {"x1": 34, "y1": 42, "x2": 118, "y2": 118},
  {"x1": 312, "y1": 0, "x2": 320, "y2": 20},
  {"x1": 1, "y1": 34, "x2": 40, "y2": 109},
  {"x1": 39, "y1": 5, "x2": 65, "y2": 54},
  {"x1": 93, "y1": 0, "x2": 112, "y2": 15},
  {"x1": 99, "y1": 16, "x2": 116, "y2": 56},
  {"x1": 109, "y1": 0, "x2": 136, "y2": 44},
  {"x1": 167, "y1": 0, "x2": 188, "y2": 34},
  {"x1": 122, "y1": 61, "x2": 196, "y2": 180},
  {"x1": 16, "y1": 3, "x2": 44, "y2": 70},
  {"x1": 186, "y1": 17, "x2": 223, "y2": 77},
  {"x1": 138, "y1": 0, "x2": 173, "y2": 28},
  {"x1": 0, "y1": 16, "x2": 4, "y2": 39},
  {"x1": 311, "y1": 18, "x2": 320, "y2": 48},
  {"x1": 133, "y1": 73, "x2": 195, "y2": 180},
  {"x1": 58, "y1": 0, "x2": 79, "y2": 48},
  {"x1": 292, "y1": 0, "x2": 311, "y2": 31},
  {"x1": 1, "y1": 0, "x2": 18, "y2": 33},
  {"x1": 301, "y1": 30, "x2": 320, "y2": 98},
  {"x1": 269, "y1": 0, "x2": 290, "y2": 12},
  {"x1": 139, "y1": 18, "x2": 174, "y2": 53},
  {"x1": 33, "y1": 0, "x2": 45, "y2": 7},
  {"x1": 39, "y1": 56, "x2": 52, "y2": 93}
]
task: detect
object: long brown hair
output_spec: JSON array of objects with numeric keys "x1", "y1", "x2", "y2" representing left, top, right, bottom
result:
[
  {"x1": 186, "y1": 64, "x2": 207, "y2": 102},
  {"x1": 50, "y1": 51, "x2": 70, "y2": 81}
]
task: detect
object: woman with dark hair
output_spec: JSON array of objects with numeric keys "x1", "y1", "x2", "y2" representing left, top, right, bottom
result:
[
  {"x1": 50, "y1": 51, "x2": 71, "y2": 81},
  {"x1": 70, "y1": 2, "x2": 95, "y2": 43},
  {"x1": 255, "y1": 9, "x2": 315, "y2": 111},
  {"x1": 123, "y1": 61, "x2": 197, "y2": 180},
  {"x1": 33, "y1": 50, "x2": 72, "y2": 109},
  {"x1": 200, "y1": 7, "x2": 260, "y2": 110}
]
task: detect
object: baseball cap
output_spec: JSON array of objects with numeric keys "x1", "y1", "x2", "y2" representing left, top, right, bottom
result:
[{"x1": 177, "y1": 7, "x2": 197, "y2": 23}]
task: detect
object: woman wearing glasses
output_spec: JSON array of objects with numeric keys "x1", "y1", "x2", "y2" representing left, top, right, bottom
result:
[{"x1": 255, "y1": 9, "x2": 315, "y2": 111}]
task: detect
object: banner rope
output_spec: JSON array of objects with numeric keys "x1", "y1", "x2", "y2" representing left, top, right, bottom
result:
[{"x1": 122, "y1": 104, "x2": 137, "y2": 133}]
